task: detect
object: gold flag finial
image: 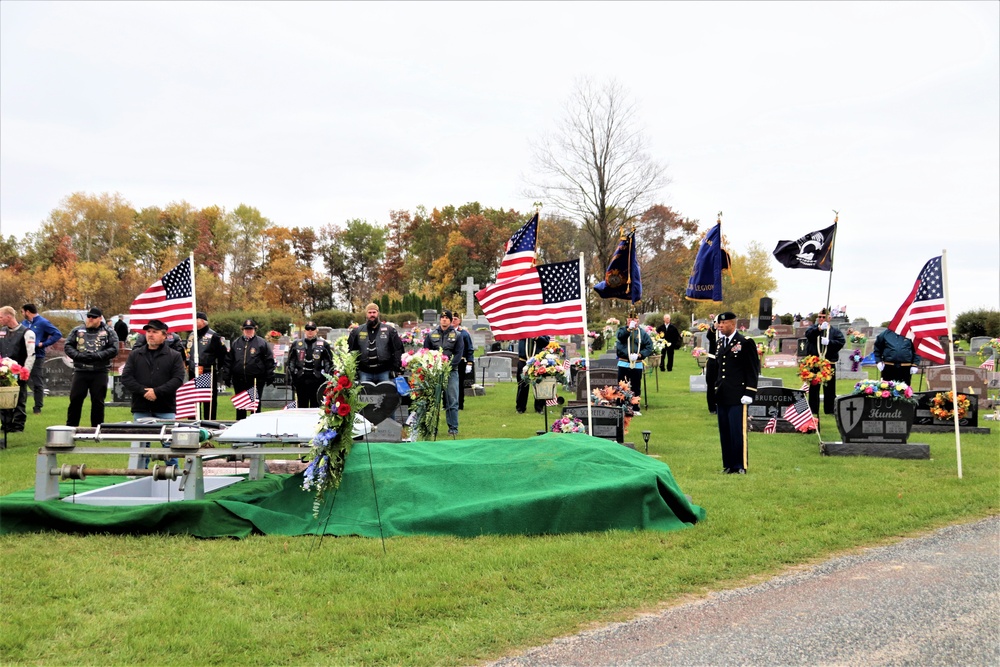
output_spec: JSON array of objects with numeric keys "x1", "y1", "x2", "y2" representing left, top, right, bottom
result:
[{"x1": 832, "y1": 209, "x2": 839, "y2": 223}]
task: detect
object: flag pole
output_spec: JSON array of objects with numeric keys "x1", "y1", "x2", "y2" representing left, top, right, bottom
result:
[
  {"x1": 187, "y1": 253, "x2": 203, "y2": 420},
  {"x1": 819, "y1": 212, "x2": 838, "y2": 360},
  {"x1": 579, "y1": 253, "x2": 593, "y2": 429},
  {"x1": 941, "y1": 249, "x2": 962, "y2": 479}
]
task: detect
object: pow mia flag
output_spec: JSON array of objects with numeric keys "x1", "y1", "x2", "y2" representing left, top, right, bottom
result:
[{"x1": 773, "y1": 222, "x2": 836, "y2": 271}]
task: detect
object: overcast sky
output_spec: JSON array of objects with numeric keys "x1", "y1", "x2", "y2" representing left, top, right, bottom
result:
[{"x1": 2, "y1": 1, "x2": 998, "y2": 324}]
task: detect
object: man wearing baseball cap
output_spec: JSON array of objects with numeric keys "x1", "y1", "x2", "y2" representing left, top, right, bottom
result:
[
  {"x1": 222, "y1": 319, "x2": 274, "y2": 420},
  {"x1": 120, "y1": 319, "x2": 186, "y2": 420},
  {"x1": 713, "y1": 312, "x2": 759, "y2": 474},
  {"x1": 64, "y1": 307, "x2": 120, "y2": 427},
  {"x1": 287, "y1": 321, "x2": 332, "y2": 408},
  {"x1": 186, "y1": 311, "x2": 227, "y2": 419}
]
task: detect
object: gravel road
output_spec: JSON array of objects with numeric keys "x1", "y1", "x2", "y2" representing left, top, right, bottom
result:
[{"x1": 492, "y1": 516, "x2": 999, "y2": 667}]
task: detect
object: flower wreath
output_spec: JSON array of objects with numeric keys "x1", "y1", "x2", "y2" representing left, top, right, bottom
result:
[
  {"x1": 302, "y1": 353, "x2": 361, "y2": 516},
  {"x1": 551, "y1": 415, "x2": 587, "y2": 434},
  {"x1": 799, "y1": 355, "x2": 833, "y2": 386},
  {"x1": 930, "y1": 391, "x2": 971, "y2": 421}
]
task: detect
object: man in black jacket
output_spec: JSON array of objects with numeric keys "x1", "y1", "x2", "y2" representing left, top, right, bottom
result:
[
  {"x1": 223, "y1": 319, "x2": 275, "y2": 420},
  {"x1": 120, "y1": 319, "x2": 186, "y2": 419},
  {"x1": 348, "y1": 303, "x2": 403, "y2": 383},
  {"x1": 423, "y1": 311, "x2": 464, "y2": 436},
  {"x1": 287, "y1": 321, "x2": 333, "y2": 408},
  {"x1": 804, "y1": 308, "x2": 846, "y2": 416},
  {"x1": 65, "y1": 307, "x2": 119, "y2": 427},
  {"x1": 656, "y1": 314, "x2": 684, "y2": 372},
  {"x1": 186, "y1": 311, "x2": 228, "y2": 419}
]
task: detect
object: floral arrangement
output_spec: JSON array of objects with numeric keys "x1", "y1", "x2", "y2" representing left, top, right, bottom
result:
[
  {"x1": 765, "y1": 327, "x2": 777, "y2": 340},
  {"x1": 756, "y1": 342, "x2": 766, "y2": 358},
  {"x1": 0, "y1": 356, "x2": 31, "y2": 387},
  {"x1": 847, "y1": 328, "x2": 868, "y2": 346},
  {"x1": 692, "y1": 347, "x2": 707, "y2": 357},
  {"x1": 592, "y1": 380, "x2": 640, "y2": 434},
  {"x1": 696, "y1": 322, "x2": 709, "y2": 332},
  {"x1": 851, "y1": 379, "x2": 916, "y2": 403},
  {"x1": 848, "y1": 348, "x2": 864, "y2": 372},
  {"x1": 551, "y1": 415, "x2": 587, "y2": 434},
  {"x1": 930, "y1": 391, "x2": 971, "y2": 420},
  {"x1": 799, "y1": 355, "x2": 834, "y2": 386},
  {"x1": 402, "y1": 348, "x2": 451, "y2": 439},
  {"x1": 524, "y1": 347, "x2": 567, "y2": 385},
  {"x1": 265, "y1": 330, "x2": 282, "y2": 343},
  {"x1": 602, "y1": 318, "x2": 621, "y2": 342},
  {"x1": 302, "y1": 353, "x2": 360, "y2": 516},
  {"x1": 330, "y1": 335, "x2": 353, "y2": 373},
  {"x1": 977, "y1": 338, "x2": 1000, "y2": 359},
  {"x1": 644, "y1": 326, "x2": 667, "y2": 355},
  {"x1": 570, "y1": 359, "x2": 587, "y2": 373},
  {"x1": 542, "y1": 340, "x2": 565, "y2": 357}
]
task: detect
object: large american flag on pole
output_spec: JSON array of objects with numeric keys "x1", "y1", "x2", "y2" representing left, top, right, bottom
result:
[
  {"x1": 129, "y1": 257, "x2": 196, "y2": 332},
  {"x1": 889, "y1": 256, "x2": 947, "y2": 364},
  {"x1": 495, "y1": 213, "x2": 538, "y2": 283},
  {"x1": 175, "y1": 373, "x2": 213, "y2": 419},
  {"x1": 476, "y1": 259, "x2": 586, "y2": 341}
]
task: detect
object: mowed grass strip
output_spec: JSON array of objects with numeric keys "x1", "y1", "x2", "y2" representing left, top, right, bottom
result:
[{"x1": 1, "y1": 354, "x2": 997, "y2": 666}]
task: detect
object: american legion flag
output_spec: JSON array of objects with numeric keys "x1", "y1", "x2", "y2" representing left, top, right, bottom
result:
[
  {"x1": 231, "y1": 386, "x2": 260, "y2": 411},
  {"x1": 889, "y1": 256, "x2": 948, "y2": 364},
  {"x1": 129, "y1": 257, "x2": 196, "y2": 332},
  {"x1": 174, "y1": 373, "x2": 213, "y2": 419},
  {"x1": 476, "y1": 258, "x2": 586, "y2": 341},
  {"x1": 784, "y1": 397, "x2": 814, "y2": 432}
]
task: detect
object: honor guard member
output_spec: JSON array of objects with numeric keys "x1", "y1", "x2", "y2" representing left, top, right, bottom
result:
[
  {"x1": 423, "y1": 310, "x2": 464, "y2": 436},
  {"x1": 713, "y1": 312, "x2": 759, "y2": 474},
  {"x1": 704, "y1": 315, "x2": 719, "y2": 414},
  {"x1": 516, "y1": 335, "x2": 549, "y2": 414},
  {"x1": 287, "y1": 321, "x2": 333, "y2": 408},
  {"x1": 873, "y1": 328, "x2": 920, "y2": 384},
  {"x1": 804, "y1": 308, "x2": 845, "y2": 417},
  {"x1": 348, "y1": 303, "x2": 403, "y2": 383},
  {"x1": 64, "y1": 307, "x2": 120, "y2": 427},
  {"x1": 222, "y1": 319, "x2": 275, "y2": 420},
  {"x1": 186, "y1": 311, "x2": 228, "y2": 419},
  {"x1": 615, "y1": 310, "x2": 654, "y2": 409},
  {"x1": 451, "y1": 313, "x2": 474, "y2": 410},
  {"x1": 0, "y1": 306, "x2": 36, "y2": 433}
]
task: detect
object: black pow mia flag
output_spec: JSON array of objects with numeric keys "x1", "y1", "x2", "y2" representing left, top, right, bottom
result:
[{"x1": 772, "y1": 223, "x2": 836, "y2": 271}]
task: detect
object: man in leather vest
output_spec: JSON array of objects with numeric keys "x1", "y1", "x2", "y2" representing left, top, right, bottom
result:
[
  {"x1": 423, "y1": 310, "x2": 464, "y2": 436},
  {"x1": 222, "y1": 319, "x2": 274, "y2": 420},
  {"x1": 287, "y1": 321, "x2": 333, "y2": 408},
  {"x1": 0, "y1": 306, "x2": 36, "y2": 433},
  {"x1": 185, "y1": 311, "x2": 228, "y2": 419},
  {"x1": 348, "y1": 303, "x2": 403, "y2": 383},
  {"x1": 64, "y1": 307, "x2": 119, "y2": 427}
]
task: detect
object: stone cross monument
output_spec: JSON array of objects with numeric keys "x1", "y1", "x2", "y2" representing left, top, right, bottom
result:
[{"x1": 461, "y1": 276, "x2": 480, "y2": 319}]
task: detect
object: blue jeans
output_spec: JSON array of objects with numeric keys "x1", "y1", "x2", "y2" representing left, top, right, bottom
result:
[
  {"x1": 359, "y1": 370, "x2": 392, "y2": 383},
  {"x1": 133, "y1": 412, "x2": 177, "y2": 466},
  {"x1": 444, "y1": 369, "x2": 459, "y2": 432}
]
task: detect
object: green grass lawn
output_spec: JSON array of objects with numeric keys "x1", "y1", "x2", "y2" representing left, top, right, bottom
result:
[{"x1": 1, "y1": 354, "x2": 998, "y2": 666}]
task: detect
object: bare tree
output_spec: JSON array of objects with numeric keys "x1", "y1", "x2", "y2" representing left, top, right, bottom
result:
[{"x1": 529, "y1": 78, "x2": 669, "y2": 279}]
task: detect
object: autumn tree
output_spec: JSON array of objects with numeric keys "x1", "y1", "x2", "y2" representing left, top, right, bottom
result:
[
  {"x1": 529, "y1": 78, "x2": 668, "y2": 283},
  {"x1": 318, "y1": 219, "x2": 386, "y2": 311},
  {"x1": 691, "y1": 241, "x2": 777, "y2": 320},
  {"x1": 635, "y1": 205, "x2": 700, "y2": 314}
]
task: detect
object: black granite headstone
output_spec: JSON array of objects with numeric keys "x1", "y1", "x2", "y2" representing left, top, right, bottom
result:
[
  {"x1": 746, "y1": 386, "x2": 807, "y2": 433},
  {"x1": 561, "y1": 405, "x2": 623, "y2": 443},
  {"x1": 834, "y1": 394, "x2": 915, "y2": 444}
]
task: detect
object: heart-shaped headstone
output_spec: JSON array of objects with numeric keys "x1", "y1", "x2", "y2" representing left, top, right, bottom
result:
[{"x1": 357, "y1": 381, "x2": 402, "y2": 425}]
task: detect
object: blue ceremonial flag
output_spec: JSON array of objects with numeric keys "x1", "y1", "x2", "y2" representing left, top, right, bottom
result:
[
  {"x1": 685, "y1": 222, "x2": 730, "y2": 302},
  {"x1": 594, "y1": 232, "x2": 641, "y2": 303}
]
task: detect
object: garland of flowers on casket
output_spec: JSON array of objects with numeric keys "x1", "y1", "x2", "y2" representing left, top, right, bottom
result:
[
  {"x1": 799, "y1": 355, "x2": 834, "y2": 386},
  {"x1": 851, "y1": 379, "x2": 917, "y2": 403},
  {"x1": 402, "y1": 348, "x2": 451, "y2": 440},
  {"x1": 302, "y1": 353, "x2": 361, "y2": 517},
  {"x1": 524, "y1": 342, "x2": 567, "y2": 385},
  {"x1": 930, "y1": 390, "x2": 971, "y2": 420}
]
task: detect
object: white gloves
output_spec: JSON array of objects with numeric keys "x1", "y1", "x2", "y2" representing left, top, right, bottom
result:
[
  {"x1": 821, "y1": 336, "x2": 830, "y2": 346},
  {"x1": 910, "y1": 366, "x2": 919, "y2": 375},
  {"x1": 740, "y1": 396, "x2": 753, "y2": 405},
  {"x1": 820, "y1": 322, "x2": 829, "y2": 331},
  {"x1": 665, "y1": 342, "x2": 671, "y2": 348},
  {"x1": 877, "y1": 362, "x2": 885, "y2": 371},
  {"x1": 628, "y1": 353, "x2": 639, "y2": 362},
  {"x1": 628, "y1": 321, "x2": 637, "y2": 330}
]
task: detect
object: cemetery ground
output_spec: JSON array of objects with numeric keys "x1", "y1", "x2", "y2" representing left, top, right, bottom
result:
[{"x1": 0, "y1": 354, "x2": 998, "y2": 666}]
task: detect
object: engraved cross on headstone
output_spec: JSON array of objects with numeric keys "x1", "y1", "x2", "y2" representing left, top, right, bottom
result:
[
  {"x1": 845, "y1": 401, "x2": 858, "y2": 423},
  {"x1": 461, "y1": 276, "x2": 479, "y2": 318}
]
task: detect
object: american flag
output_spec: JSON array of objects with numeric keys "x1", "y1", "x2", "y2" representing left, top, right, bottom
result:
[
  {"x1": 562, "y1": 358, "x2": 571, "y2": 374},
  {"x1": 545, "y1": 397, "x2": 559, "y2": 407},
  {"x1": 889, "y1": 256, "x2": 947, "y2": 364},
  {"x1": 231, "y1": 386, "x2": 259, "y2": 412},
  {"x1": 496, "y1": 213, "x2": 538, "y2": 283},
  {"x1": 981, "y1": 358, "x2": 995, "y2": 371},
  {"x1": 129, "y1": 257, "x2": 196, "y2": 332},
  {"x1": 763, "y1": 417, "x2": 777, "y2": 434},
  {"x1": 283, "y1": 400, "x2": 297, "y2": 410},
  {"x1": 174, "y1": 373, "x2": 213, "y2": 418},
  {"x1": 476, "y1": 259, "x2": 586, "y2": 341},
  {"x1": 784, "y1": 397, "x2": 814, "y2": 432}
]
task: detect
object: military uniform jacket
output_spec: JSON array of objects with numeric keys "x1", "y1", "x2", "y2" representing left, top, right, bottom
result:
[
  {"x1": 224, "y1": 335, "x2": 275, "y2": 384},
  {"x1": 186, "y1": 326, "x2": 227, "y2": 374},
  {"x1": 287, "y1": 338, "x2": 333, "y2": 380},
  {"x1": 348, "y1": 322, "x2": 403, "y2": 373},
  {"x1": 424, "y1": 326, "x2": 464, "y2": 369},
  {"x1": 713, "y1": 331, "x2": 760, "y2": 405},
  {"x1": 65, "y1": 324, "x2": 119, "y2": 372}
]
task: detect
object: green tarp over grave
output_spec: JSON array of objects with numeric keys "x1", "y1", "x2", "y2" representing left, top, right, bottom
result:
[{"x1": 0, "y1": 433, "x2": 705, "y2": 538}]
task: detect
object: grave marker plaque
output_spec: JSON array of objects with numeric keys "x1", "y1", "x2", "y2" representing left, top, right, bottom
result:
[
  {"x1": 924, "y1": 365, "x2": 989, "y2": 396},
  {"x1": 746, "y1": 386, "x2": 807, "y2": 433},
  {"x1": 561, "y1": 405, "x2": 623, "y2": 443},
  {"x1": 477, "y1": 355, "x2": 513, "y2": 383},
  {"x1": 834, "y1": 395, "x2": 915, "y2": 444}
]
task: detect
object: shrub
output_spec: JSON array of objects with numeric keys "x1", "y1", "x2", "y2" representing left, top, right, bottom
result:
[{"x1": 954, "y1": 309, "x2": 1000, "y2": 341}]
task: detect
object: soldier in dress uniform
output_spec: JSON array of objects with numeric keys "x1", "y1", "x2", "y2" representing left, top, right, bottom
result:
[
  {"x1": 186, "y1": 311, "x2": 228, "y2": 419},
  {"x1": 713, "y1": 312, "x2": 759, "y2": 475},
  {"x1": 704, "y1": 315, "x2": 719, "y2": 414},
  {"x1": 287, "y1": 321, "x2": 332, "y2": 408},
  {"x1": 222, "y1": 319, "x2": 274, "y2": 420}
]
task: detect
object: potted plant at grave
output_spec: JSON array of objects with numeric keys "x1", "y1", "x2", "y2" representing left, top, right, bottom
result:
[
  {"x1": 0, "y1": 356, "x2": 31, "y2": 409},
  {"x1": 592, "y1": 380, "x2": 640, "y2": 434},
  {"x1": 525, "y1": 343, "x2": 567, "y2": 401},
  {"x1": 835, "y1": 379, "x2": 918, "y2": 444},
  {"x1": 692, "y1": 346, "x2": 708, "y2": 372},
  {"x1": 645, "y1": 325, "x2": 665, "y2": 369},
  {"x1": 551, "y1": 414, "x2": 587, "y2": 434}
]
